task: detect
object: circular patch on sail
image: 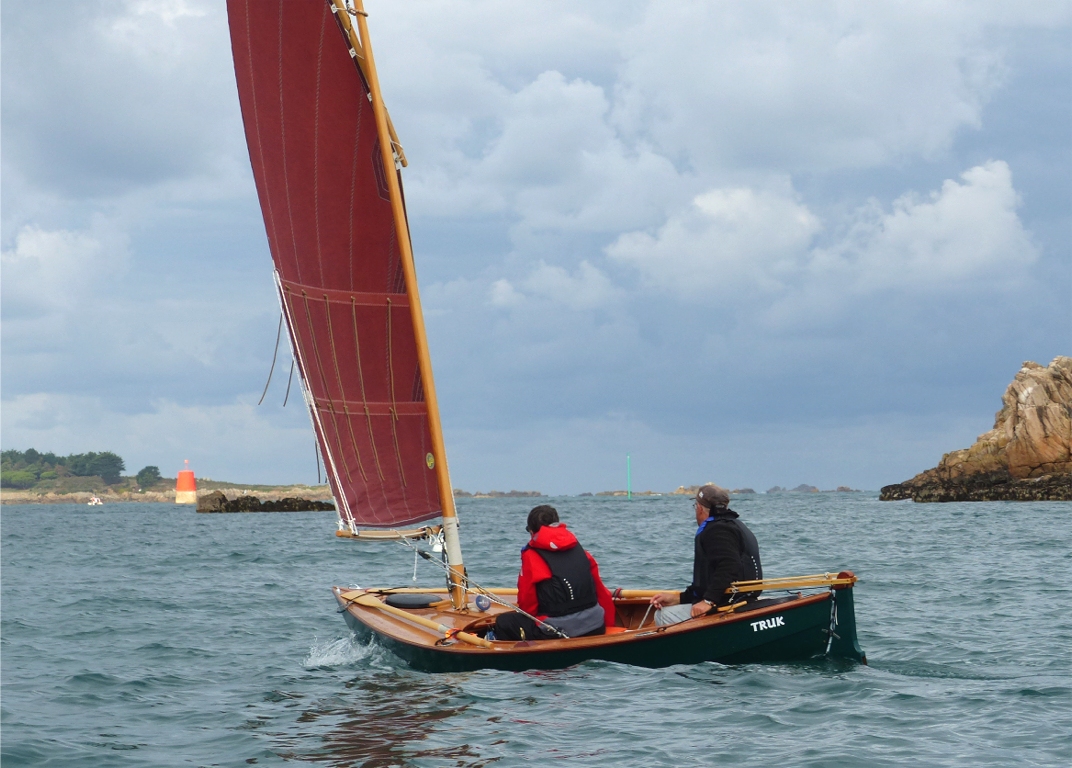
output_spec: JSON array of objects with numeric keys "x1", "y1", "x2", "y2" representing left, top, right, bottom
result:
[{"x1": 426, "y1": 452, "x2": 435, "y2": 469}]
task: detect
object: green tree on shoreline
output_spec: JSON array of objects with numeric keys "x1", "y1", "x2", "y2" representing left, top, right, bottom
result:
[
  {"x1": 1, "y1": 449, "x2": 127, "y2": 487},
  {"x1": 136, "y1": 466, "x2": 163, "y2": 488}
]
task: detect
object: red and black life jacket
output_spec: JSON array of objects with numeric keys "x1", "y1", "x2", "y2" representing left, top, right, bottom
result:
[{"x1": 532, "y1": 545, "x2": 598, "y2": 617}]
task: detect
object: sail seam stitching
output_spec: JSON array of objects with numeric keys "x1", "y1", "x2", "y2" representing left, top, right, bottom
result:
[
  {"x1": 323, "y1": 294, "x2": 370, "y2": 484},
  {"x1": 313, "y1": 7, "x2": 326, "y2": 285},
  {"x1": 242, "y1": 0, "x2": 280, "y2": 274},
  {"x1": 300, "y1": 291, "x2": 356, "y2": 487},
  {"x1": 281, "y1": 281, "x2": 352, "y2": 527},
  {"x1": 386, "y1": 299, "x2": 408, "y2": 489},
  {"x1": 277, "y1": 0, "x2": 301, "y2": 283},
  {"x1": 349, "y1": 298, "x2": 391, "y2": 503}
]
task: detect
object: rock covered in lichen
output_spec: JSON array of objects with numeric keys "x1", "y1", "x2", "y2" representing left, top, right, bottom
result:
[{"x1": 881, "y1": 357, "x2": 1071, "y2": 502}]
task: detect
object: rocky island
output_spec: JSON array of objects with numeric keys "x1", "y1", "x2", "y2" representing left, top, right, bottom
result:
[
  {"x1": 881, "y1": 357, "x2": 1071, "y2": 502},
  {"x1": 196, "y1": 490, "x2": 335, "y2": 513}
]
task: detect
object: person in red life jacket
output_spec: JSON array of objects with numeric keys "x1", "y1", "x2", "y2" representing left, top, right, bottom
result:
[
  {"x1": 492, "y1": 505, "x2": 616, "y2": 641},
  {"x1": 649, "y1": 483, "x2": 763, "y2": 625}
]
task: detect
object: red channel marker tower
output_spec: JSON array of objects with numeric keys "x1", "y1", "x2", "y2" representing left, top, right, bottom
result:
[{"x1": 175, "y1": 460, "x2": 197, "y2": 504}]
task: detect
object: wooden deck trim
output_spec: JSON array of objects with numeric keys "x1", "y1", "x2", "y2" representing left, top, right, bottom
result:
[{"x1": 334, "y1": 586, "x2": 832, "y2": 657}]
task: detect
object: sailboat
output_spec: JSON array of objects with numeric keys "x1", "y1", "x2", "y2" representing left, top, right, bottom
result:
[{"x1": 226, "y1": 0, "x2": 866, "y2": 673}]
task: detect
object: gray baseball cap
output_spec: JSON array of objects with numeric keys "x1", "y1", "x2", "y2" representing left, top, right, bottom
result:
[{"x1": 696, "y1": 484, "x2": 730, "y2": 509}]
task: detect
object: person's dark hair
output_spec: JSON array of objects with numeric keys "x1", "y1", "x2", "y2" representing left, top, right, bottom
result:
[{"x1": 526, "y1": 505, "x2": 559, "y2": 534}]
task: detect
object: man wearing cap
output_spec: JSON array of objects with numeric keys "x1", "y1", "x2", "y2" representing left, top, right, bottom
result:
[{"x1": 650, "y1": 484, "x2": 763, "y2": 625}]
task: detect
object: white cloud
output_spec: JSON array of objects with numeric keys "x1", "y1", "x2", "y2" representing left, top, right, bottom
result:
[
  {"x1": 108, "y1": 0, "x2": 210, "y2": 63},
  {"x1": 404, "y1": 70, "x2": 684, "y2": 237},
  {"x1": 1, "y1": 0, "x2": 238, "y2": 203},
  {"x1": 607, "y1": 182, "x2": 820, "y2": 295},
  {"x1": 611, "y1": 3, "x2": 1062, "y2": 172},
  {"x1": 1, "y1": 222, "x2": 129, "y2": 318},
  {"x1": 812, "y1": 160, "x2": 1036, "y2": 292},
  {"x1": 377, "y1": 2, "x2": 1069, "y2": 274},
  {"x1": 491, "y1": 260, "x2": 621, "y2": 310},
  {"x1": 489, "y1": 278, "x2": 522, "y2": 307},
  {"x1": 607, "y1": 161, "x2": 1036, "y2": 315}
]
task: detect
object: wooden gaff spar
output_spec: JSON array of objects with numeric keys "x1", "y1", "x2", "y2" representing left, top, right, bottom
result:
[{"x1": 227, "y1": 0, "x2": 867, "y2": 672}]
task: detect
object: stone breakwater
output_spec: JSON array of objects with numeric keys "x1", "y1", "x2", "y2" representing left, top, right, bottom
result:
[
  {"x1": 196, "y1": 491, "x2": 335, "y2": 513},
  {"x1": 882, "y1": 356, "x2": 1072, "y2": 502}
]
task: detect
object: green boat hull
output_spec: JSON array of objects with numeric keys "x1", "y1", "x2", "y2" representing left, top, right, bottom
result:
[{"x1": 336, "y1": 587, "x2": 866, "y2": 673}]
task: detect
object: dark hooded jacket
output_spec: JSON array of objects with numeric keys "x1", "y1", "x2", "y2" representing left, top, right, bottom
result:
[
  {"x1": 681, "y1": 508, "x2": 762, "y2": 607},
  {"x1": 517, "y1": 523, "x2": 615, "y2": 627}
]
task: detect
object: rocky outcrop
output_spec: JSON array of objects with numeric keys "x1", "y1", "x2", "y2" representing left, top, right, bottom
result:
[
  {"x1": 881, "y1": 471, "x2": 1069, "y2": 502},
  {"x1": 881, "y1": 357, "x2": 1072, "y2": 502},
  {"x1": 197, "y1": 490, "x2": 335, "y2": 513}
]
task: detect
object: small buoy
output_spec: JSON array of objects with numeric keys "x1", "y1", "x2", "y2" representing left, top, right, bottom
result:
[
  {"x1": 474, "y1": 595, "x2": 492, "y2": 612},
  {"x1": 175, "y1": 460, "x2": 197, "y2": 504}
]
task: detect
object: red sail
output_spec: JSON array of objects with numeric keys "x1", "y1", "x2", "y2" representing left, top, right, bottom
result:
[{"x1": 228, "y1": 0, "x2": 441, "y2": 528}]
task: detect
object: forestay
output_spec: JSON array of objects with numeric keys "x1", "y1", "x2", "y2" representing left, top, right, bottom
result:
[{"x1": 228, "y1": 0, "x2": 442, "y2": 528}]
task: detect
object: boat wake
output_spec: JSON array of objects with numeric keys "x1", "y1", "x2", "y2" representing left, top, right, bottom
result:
[{"x1": 302, "y1": 636, "x2": 376, "y2": 669}]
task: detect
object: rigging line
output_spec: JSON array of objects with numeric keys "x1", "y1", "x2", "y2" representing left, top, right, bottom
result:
[
  {"x1": 315, "y1": 437, "x2": 322, "y2": 485},
  {"x1": 392, "y1": 534, "x2": 569, "y2": 639},
  {"x1": 300, "y1": 291, "x2": 355, "y2": 486},
  {"x1": 385, "y1": 298, "x2": 407, "y2": 488},
  {"x1": 283, "y1": 357, "x2": 295, "y2": 407},
  {"x1": 349, "y1": 298, "x2": 387, "y2": 492},
  {"x1": 258, "y1": 313, "x2": 284, "y2": 405},
  {"x1": 281, "y1": 280, "x2": 353, "y2": 529},
  {"x1": 323, "y1": 295, "x2": 372, "y2": 483}
]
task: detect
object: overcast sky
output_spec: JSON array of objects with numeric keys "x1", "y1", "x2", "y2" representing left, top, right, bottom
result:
[{"x1": 2, "y1": 1, "x2": 1069, "y2": 494}]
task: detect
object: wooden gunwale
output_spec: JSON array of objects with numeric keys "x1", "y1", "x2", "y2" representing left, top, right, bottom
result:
[
  {"x1": 335, "y1": 571, "x2": 856, "y2": 597},
  {"x1": 333, "y1": 586, "x2": 832, "y2": 657}
]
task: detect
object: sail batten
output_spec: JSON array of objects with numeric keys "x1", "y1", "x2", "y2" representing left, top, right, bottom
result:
[{"x1": 229, "y1": 0, "x2": 443, "y2": 529}]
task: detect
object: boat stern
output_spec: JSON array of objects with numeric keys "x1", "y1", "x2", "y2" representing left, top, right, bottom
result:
[{"x1": 828, "y1": 571, "x2": 866, "y2": 664}]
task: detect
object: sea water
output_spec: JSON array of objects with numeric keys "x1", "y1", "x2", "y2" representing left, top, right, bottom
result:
[{"x1": 2, "y1": 495, "x2": 1069, "y2": 766}]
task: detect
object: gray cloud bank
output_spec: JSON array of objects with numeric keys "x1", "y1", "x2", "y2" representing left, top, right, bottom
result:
[{"x1": 2, "y1": 1, "x2": 1068, "y2": 493}]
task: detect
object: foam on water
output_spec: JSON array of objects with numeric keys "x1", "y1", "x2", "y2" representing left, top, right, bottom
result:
[{"x1": 303, "y1": 635, "x2": 376, "y2": 668}]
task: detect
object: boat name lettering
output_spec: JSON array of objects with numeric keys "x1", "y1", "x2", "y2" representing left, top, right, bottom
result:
[{"x1": 750, "y1": 616, "x2": 785, "y2": 632}]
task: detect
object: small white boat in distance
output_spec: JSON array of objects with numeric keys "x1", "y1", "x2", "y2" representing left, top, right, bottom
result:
[{"x1": 87, "y1": 496, "x2": 103, "y2": 506}]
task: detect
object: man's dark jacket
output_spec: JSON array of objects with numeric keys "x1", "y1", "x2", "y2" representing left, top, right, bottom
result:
[{"x1": 681, "y1": 508, "x2": 762, "y2": 607}]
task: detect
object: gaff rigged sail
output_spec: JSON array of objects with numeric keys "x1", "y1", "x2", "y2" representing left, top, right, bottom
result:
[{"x1": 228, "y1": 0, "x2": 442, "y2": 528}]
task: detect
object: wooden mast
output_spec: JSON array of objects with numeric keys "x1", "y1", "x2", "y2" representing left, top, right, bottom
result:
[{"x1": 338, "y1": 0, "x2": 467, "y2": 610}]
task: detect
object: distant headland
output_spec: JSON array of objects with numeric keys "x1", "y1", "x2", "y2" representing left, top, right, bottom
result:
[
  {"x1": 453, "y1": 489, "x2": 542, "y2": 499},
  {"x1": 881, "y1": 356, "x2": 1072, "y2": 502},
  {"x1": 0, "y1": 448, "x2": 335, "y2": 506}
]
